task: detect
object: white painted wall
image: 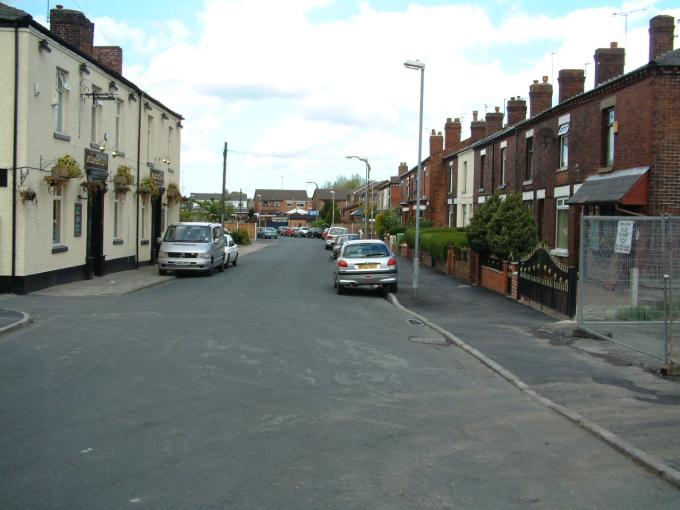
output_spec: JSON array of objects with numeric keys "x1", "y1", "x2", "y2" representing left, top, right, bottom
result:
[{"x1": 456, "y1": 149, "x2": 475, "y2": 228}]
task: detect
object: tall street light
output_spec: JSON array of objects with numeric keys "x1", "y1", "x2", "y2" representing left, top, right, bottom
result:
[
  {"x1": 404, "y1": 59, "x2": 425, "y2": 298},
  {"x1": 330, "y1": 190, "x2": 335, "y2": 226},
  {"x1": 346, "y1": 155, "x2": 370, "y2": 237},
  {"x1": 256, "y1": 194, "x2": 262, "y2": 241}
]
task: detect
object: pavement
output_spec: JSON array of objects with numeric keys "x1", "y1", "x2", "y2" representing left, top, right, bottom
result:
[
  {"x1": 389, "y1": 255, "x2": 680, "y2": 489},
  {"x1": 2, "y1": 241, "x2": 680, "y2": 490}
]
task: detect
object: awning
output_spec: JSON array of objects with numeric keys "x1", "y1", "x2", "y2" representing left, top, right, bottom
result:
[
  {"x1": 350, "y1": 209, "x2": 364, "y2": 217},
  {"x1": 286, "y1": 208, "x2": 308, "y2": 215},
  {"x1": 567, "y1": 167, "x2": 648, "y2": 206}
]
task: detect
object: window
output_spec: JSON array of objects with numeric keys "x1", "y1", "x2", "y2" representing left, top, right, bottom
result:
[
  {"x1": 286, "y1": 201, "x2": 293, "y2": 207},
  {"x1": 555, "y1": 197, "x2": 569, "y2": 250},
  {"x1": 113, "y1": 196, "x2": 120, "y2": 239},
  {"x1": 52, "y1": 190, "x2": 62, "y2": 245},
  {"x1": 297, "y1": 202, "x2": 305, "y2": 208},
  {"x1": 167, "y1": 126, "x2": 173, "y2": 161},
  {"x1": 274, "y1": 201, "x2": 280, "y2": 207},
  {"x1": 91, "y1": 86, "x2": 101, "y2": 144},
  {"x1": 462, "y1": 204, "x2": 468, "y2": 227},
  {"x1": 141, "y1": 203, "x2": 146, "y2": 239},
  {"x1": 115, "y1": 100, "x2": 123, "y2": 150},
  {"x1": 448, "y1": 162, "x2": 454, "y2": 194},
  {"x1": 146, "y1": 116, "x2": 153, "y2": 160},
  {"x1": 448, "y1": 204, "x2": 454, "y2": 227},
  {"x1": 603, "y1": 108, "x2": 615, "y2": 167},
  {"x1": 479, "y1": 154, "x2": 485, "y2": 189},
  {"x1": 525, "y1": 137, "x2": 533, "y2": 181},
  {"x1": 55, "y1": 69, "x2": 69, "y2": 133},
  {"x1": 558, "y1": 123, "x2": 569, "y2": 170},
  {"x1": 462, "y1": 161, "x2": 468, "y2": 194},
  {"x1": 500, "y1": 147, "x2": 507, "y2": 185}
]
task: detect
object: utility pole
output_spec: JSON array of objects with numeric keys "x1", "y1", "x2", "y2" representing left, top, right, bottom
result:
[{"x1": 221, "y1": 142, "x2": 227, "y2": 226}]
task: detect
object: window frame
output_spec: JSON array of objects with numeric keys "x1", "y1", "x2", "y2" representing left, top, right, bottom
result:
[
  {"x1": 479, "y1": 154, "x2": 485, "y2": 190},
  {"x1": 555, "y1": 197, "x2": 569, "y2": 251},
  {"x1": 52, "y1": 190, "x2": 62, "y2": 246},
  {"x1": 500, "y1": 147, "x2": 507, "y2": 185},
  {"x1": 558, "y1": 123, "x2": 569, "y2": 170},
  {"x1": 603, "y1": 108, "x2": 615, "y2": 167},
  {"x1": 525, "y1": 136, "x2": 533, "y2": 182},
  {"x1": 462, "y1": 160, "x2": 468, "y2": 194},
  {"x1": 55, "y1": 69, "x2": 69, "y2": 134}
]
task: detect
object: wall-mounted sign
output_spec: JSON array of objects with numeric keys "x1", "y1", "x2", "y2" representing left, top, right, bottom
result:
[
  {"x1": 84, "y1": 148, "x2": 108, "y2": 181},
  {"x1": 74, "y1": 203, "x2": 82, "y2": 237},
  {"x1": 150, "y1": 169, "x2": 164, "y2": 187},
  {"x1": 615, "y1": 221, "x2": 634, "y2": 254}
]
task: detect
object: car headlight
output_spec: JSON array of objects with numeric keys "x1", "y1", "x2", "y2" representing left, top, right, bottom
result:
[{"x1": 201, "y1": 250, "x2": 212, "y2": 257}]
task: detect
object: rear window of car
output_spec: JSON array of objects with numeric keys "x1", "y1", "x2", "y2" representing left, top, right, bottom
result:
[
  {"x1": 343, "y1": 243, "x2": 390, "y2": 258},
  {"x1": 329, "y1": 227, "x2": 348, "y2": 236}
]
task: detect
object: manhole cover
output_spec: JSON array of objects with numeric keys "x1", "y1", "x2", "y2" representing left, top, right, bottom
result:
[
  {"x1": 409, "y1": 336, "x2": 449, "y2": 346},
  {"x1": 408, "y1": 319, "x2": 424, "y2": 326}
]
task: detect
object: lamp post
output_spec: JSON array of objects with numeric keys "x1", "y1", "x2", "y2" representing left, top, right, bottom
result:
[
  {"x1": 221, "y1": 142, "x2": 227, "y2": 226},
  {"x1": 256, "y1": 193, "x2": 262, "y2": 241},
  {"x1": 346, "y1": 155, "x2": 370, "y2": 238},
  {"x1": 330, "y1": 190, "x2": 335, "y2": 226},
  {"x1": 404, "y1": 59, "x2": 425, "y2": 298}
]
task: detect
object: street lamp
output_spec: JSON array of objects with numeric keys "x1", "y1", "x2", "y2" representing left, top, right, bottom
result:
[
  {"x1": 404, "y1": 59, "x2": 425, "y2": 298},
  {"x1": 346, "y1": 155, "x2": 370, "y2": 238},
  {"x1": 330, "y1": 190, "x2": 335, "y2": 226},
  {"x1": 256, "y1": 194, "x2": 262, "y2": 241}
]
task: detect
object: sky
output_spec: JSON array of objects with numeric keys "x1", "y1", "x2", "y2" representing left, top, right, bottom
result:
[{"x1": 9, "y1": 0, "x2": 680, "y2": 199}]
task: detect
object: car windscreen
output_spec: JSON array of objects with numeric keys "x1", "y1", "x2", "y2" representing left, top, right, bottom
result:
[
  {"x1": 329, "y1": 228, "x2": 347, "y2": 235},
  {"x1": 164, "y1": 225, "x2": 211, "y2": 242},
  {"x1": 342, "y1": 243, "x2": 390, "y2": 258}
]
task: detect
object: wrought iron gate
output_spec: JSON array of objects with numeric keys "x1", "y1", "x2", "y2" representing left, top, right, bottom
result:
[{"x1": 518, "y1": 243, "x2": 577, "y2": 317}]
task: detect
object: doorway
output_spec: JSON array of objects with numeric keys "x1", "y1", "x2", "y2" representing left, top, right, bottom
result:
[
  {"x1": 87, "y1": 188, "x2": 105, "y2": 277},
  {"x1": 150, "y1": 195, "x2": 162, "y2": 263}
]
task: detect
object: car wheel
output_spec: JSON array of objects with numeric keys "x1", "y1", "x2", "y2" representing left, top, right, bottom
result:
[
  {"x1": 232, "y1": 254, "x2": 238, "y2": 266},
  {"x1": 206, "y1": 258, "x2": 214, "y2": 276},
  {"x1": 336, "y1": 282, "x2": 344, "y2": 294},
  {"x1": 389, "y1": 282, "x2": 398, "y2": 293},
  {"x1": 219, "y1": 256, "x2": 225, "y2": 272}
]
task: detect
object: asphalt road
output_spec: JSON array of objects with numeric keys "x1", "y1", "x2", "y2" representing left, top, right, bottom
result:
[{"x1": 1, "y1": 237, "x2": 679, "y2": 509}]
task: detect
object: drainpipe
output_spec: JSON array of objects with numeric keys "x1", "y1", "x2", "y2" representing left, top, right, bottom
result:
[
  {"x1": 513, "y1": 126, "x2": 520, "y2": 190},
  {"x1": 135, "y1": 92, "x2": 142, "y2": 268},
  {"x1": 11, "y1": 23, "x2": 19, "y2": 291}
]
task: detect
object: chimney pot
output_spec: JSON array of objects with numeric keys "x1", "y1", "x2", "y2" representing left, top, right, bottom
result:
[
  {"x1": 542, "y1": 75, "x2": 549, "y2": 83},
  {"x1": 529, "y1": 77, "x2": 553, "y2": 117},
  {"x1": 610, "y1": 42, "x2": 618, "y2": 48},
  {"x1": 472, "y1": 110, "x2": 478, "y2": 121},
  {"x1": 56, "y1": 4, "x2": 63, "y2": 9}
]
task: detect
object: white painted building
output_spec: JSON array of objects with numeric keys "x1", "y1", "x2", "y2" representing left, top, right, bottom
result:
[
  {"x1": 0, "y1": 4, "x2": 183, "y2": 292},
  {"x1": 456, "y1": 148, "x2": 475, "y2": 228}
]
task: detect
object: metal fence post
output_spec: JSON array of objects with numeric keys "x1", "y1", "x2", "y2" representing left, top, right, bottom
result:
[{"x1": 577, "y1": 215, "x2": 586, "y2": 326}]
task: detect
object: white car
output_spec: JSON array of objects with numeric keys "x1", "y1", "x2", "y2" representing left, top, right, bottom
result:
[
  {"x1": 324, "y1": 226, "x2": 349, "y2": 250},
  {"x1": 223, "y1": 234, "x2": 239, "y2": 266}
]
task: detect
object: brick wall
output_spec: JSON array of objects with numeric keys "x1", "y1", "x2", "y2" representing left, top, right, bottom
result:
[
  {"x1": 480, "y1": 261, "x2": 509, "y2": 295},
  {"x1": 93, "y1": 46, "x2": 123, "y2": 75}
]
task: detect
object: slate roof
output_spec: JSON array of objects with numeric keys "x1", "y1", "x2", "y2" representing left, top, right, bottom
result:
[
  {"x1": 314, "y1": 188, "x2": 353, "y2": 200},
  {"x1": 654, "y1": 48, "x2": 680, "y2": 66},
  {"x1": 567, "y1": 167, "x2": 648, "y2": 205},
  {"x1": 254, "y1": 189, "x2": 309, "y2": 201},
  {"x1": 0, "y1": 2, "x2": 30, "y2": 20}
]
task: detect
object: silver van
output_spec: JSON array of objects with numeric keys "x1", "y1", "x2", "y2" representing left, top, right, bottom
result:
[{"x1": 157, "y1": 222, "x2": 226, "y2": 275}]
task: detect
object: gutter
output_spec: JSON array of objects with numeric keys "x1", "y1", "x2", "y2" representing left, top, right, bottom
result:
[{"x1": 11, "y1": 23, "x2": 19, "y2": 290}]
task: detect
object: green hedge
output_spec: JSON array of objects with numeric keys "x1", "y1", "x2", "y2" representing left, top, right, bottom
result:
[
  {"x1": 404, "y1": 227, "x2": 468, "y2": 260},
  {"x1": 388, "y1": 226, "x2": 408, "y2": 235},
  {"x1": 231, "y1": 228, "x2": 251, "y2": 245}
]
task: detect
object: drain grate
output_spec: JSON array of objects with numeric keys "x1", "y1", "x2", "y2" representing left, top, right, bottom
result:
[
  {"x1": 407, "y1": 318, "x2": 424, "y2": 326},
  {"x1": 409, "y1": 336, "x2": 449, "y2": 346}
]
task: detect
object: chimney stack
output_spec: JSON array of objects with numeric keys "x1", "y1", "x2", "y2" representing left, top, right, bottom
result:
[
  {"x1": 529, "y1": 76, "x2": 552, "y2": 117},
  {"x1": 558, "y1": 69, "x2": 585, "y2": 103},
  {"x1": 429, "y1": 129, "x2": 444, "y2": 156},
  {"x1": 594, "y1": 42, "x2": 625, "y2": 86},
  {"x1": 470, "y1": 111, "x2": 486, "y2": 142},
  {"x1": 485, "y1": 107, "x2": 504, "y2": 136},
  {"x1": 649, "y1": 15, "x2": 675, "y2": 61},
  {"x1": 506, "y1": 97, "x2": 527, "y2": 126},
  {"x1": 93, "y1": 46, "x2": 123, "y2": 75},
  {"x1": 398, "y1": 162, "x2": 409, "y2": 176},
  {"x1": 49, "y1": 5, "x2": 94, "y2": 55},
  {"x1": 444, "y1": 117, "x2": 462, "y2": 151}
]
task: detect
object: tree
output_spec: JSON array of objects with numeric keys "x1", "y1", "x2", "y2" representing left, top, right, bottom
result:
[
  {"x1": 190, "y1": 199, "x2": 234, "y2": 222},
  {"x1": 488, "y1": 193, "x2": 538, "y2": 260},
  {"x1": 375, "y1": 208, "x2": 401, "y2": 238},
  {"x1": 321, "y1": 173, "x2": 364, "y2": 190},
  {"x1": 466, "y1": 194, "x2": 502, "y2": 256},
  {"x1": 248, "y1": 207, "x2": 255, "y2": 219},
  {"x1": 320, "y1": 200, "x2": 341, "y2": 225}
]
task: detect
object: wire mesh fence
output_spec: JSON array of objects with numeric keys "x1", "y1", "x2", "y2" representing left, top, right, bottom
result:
[{"x1": 577, "y1": 216, "x2": 679, "y2": 368}]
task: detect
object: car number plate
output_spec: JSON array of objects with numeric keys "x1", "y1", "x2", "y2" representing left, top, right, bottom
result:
[
  {"x1": 358, "y1": 263, "x2": 379, "y2": 269},
  {"x1": 172, "y1": 260, "x2": 191, "y2": 265}
]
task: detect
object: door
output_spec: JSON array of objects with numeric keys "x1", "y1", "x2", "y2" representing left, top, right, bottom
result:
[
  {"x1": 150, "y1": 195, "x2": 163, "y2": 263},
  {"x1": 87, "y1": 188, "x2": 106, "y2": 277}
]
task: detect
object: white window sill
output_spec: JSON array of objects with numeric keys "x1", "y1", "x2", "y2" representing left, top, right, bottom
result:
[
  {"x1": 523, "y1": 180, "x2": 533, "y2": 185},
  {"x1": 550, "y1": 248, "x2": 568, "y2": 258},
  {"x1": 557, "y1": 167, "x2": 568, "y2": 173}
]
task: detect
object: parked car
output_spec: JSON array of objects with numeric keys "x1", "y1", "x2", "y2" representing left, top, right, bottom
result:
[
  {"x1": 321, "y1": 228, "x2": 330, "y2": 239},
  {"x1": 334, "y1": 240, "x2": 398, "y2": 294},
  {"x1": 277, "y1": 226, "x2": 288, "y2": 236},
  {"x1": 296, "y1": 227, "x2": 311, "y2": 238},
  {"x1": 309, "y1": 227, "x2": 324, "y2": 238},
  {"x1": 332, "y1": 233, "x2": 360, "y2": 258},
  {"x1": 258, "y1": 227, "x2": 278, "y2": 239},
  {"x1": 324, "y1": 226, "x2": 349, "y2": 250},
  {"x1": 158, "y1": 222, "x2": 226, "y2": 276},
  {"x1": 284, "y1": 227, "x2": 298, "y2": 237},
  {"x1": 223, "y1": 234, "x2": 239, "y2": 266}
]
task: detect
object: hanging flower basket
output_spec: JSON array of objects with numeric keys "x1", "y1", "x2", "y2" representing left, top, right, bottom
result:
[
  {"x1": 52, "y1": 154, "x2": 83, "y2": 179},
  {"x1": 137, "y1": 176, "x2": 160, "y2": 200},
  {"x1": 44, "y1": 174, "x2": 64, "y2": 192},
  {"x1": 80, "y1": 180, "x2": 108, "y2": 196},
  {"x1": 166, "y1": 183, "x2": 182, "y2": 204},
  {"x1": 114, "y1": 165, "x2": 134, "y2": 197},
  {"x1": 20, "y1": 188, "x2": 37, "y2": 204}
]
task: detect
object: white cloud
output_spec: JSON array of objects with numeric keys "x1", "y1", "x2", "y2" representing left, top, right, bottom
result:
[{"x1": 113, "y1": 0, "x2": 677, "y2": 196}]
